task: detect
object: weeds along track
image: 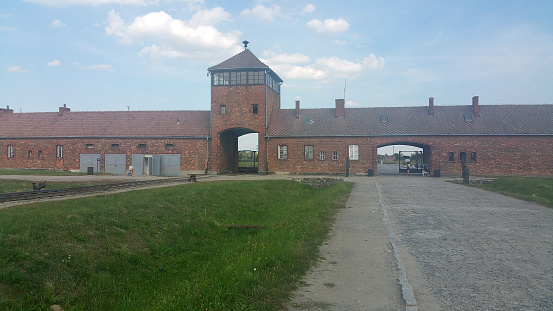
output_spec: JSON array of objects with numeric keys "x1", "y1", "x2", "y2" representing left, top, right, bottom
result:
[{"x1": 0, "y1": 176, "x2": 206, "y2": 206}]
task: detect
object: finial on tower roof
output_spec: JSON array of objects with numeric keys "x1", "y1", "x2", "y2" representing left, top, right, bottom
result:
[{"x1": 242, "y1": 40, "x2": 249, "y2": 49}]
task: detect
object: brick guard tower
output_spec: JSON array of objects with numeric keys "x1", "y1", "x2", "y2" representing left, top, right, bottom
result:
[{"x1": 208, "y1": 44, "x2": 282, "y2": 174}]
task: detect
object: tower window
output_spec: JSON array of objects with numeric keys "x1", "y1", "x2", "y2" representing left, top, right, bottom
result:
[
  {"x1": 252, "y1": 104, "x2": 258, "y2": 114},
  {"x1": 220, "y1": 105, "x2": 226, "y2": 115}
]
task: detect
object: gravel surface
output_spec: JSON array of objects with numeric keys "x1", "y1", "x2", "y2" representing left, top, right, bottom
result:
[
  {"x1": 377, "y1": 176, "x2": 552, "y2": 310},
  {"x1": 288, "y1": 175, "x2": 552, "y2": 310}
]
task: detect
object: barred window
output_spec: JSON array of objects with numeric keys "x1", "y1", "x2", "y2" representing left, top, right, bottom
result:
[
  {"x1": 7, "y1": 145, "x2": 14, "y2": 158},
  {"x1": 304, "y1": 145, "x2": 314, "y2": 160},
  {"x1": 278, "y1": 145, "x2": 288, "y2": 159},
  {"x1": 56, "y1": 145, "x2": 63, "y2": 158}
]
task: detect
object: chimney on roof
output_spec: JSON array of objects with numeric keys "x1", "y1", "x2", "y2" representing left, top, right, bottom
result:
[
  {"x1": 428, "y1": 97, "x2": 435, "y2": 115},
  {"x1": 295, "y1": 100, "x2": 300, "y2": 118},
  {"x1": 0, "y1": 105, "x2": 14, "y2": 117},
  {"x1": 59, "y1": 104, "x2": 70, "y2": 114},
  {"x1": 472, "y1": 96, "x2": 479, "y2": 115},
  {"x1": 335, "y1": 99, "x2": 345, "y2": 118}
]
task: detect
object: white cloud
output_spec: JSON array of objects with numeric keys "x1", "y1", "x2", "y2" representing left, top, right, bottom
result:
[
  {"x1": 0, "y1": 26, "x2": 17, "y2": 31},
  {"x1": 80, "y1": 64, "x2": 114, "y2": 71},
  {"x1": 188, "y1": 7, "x2": 231, "y2": 27},
  {"x1": 333, "y1": 39, "x2": 347, "y2": 45},
  {"x1": 241, "y1": 5, "x2": 284, "y2": 21},
  {"x1": 105, "y1": 9, "x2": 241, "y2": 60},
  {"x1": 47, "y1": 59, "x2": 61, "y2": 66},
  {"x1": 51, "y1": 19, "x2": 66, "y2": 28},
  {"x1": 262, "y1": 51, "x2": 385, "y2": 81},
  {"x1": 302, "y1": 4, "x2": 315, "y2": 14},
  {"x1": 261, "y1": 50, "x2": 310, "y2": 64},
  {"x1": 306, "y1": 18, "x2": 349, "y2": 35},
  {"x1": 345, "y1": 100, "x2": 359, "y2": 107},
  {"x1": 138, "y1": 45, "x2": 187, "y2": 59},
  {"x1": 7, "y1": 66, "x2": 28, "y2": 72}
]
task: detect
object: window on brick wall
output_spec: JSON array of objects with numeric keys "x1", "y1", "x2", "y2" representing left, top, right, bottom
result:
[
  {"x1": 319, "y1": 151, "x2": 326, "y2": 161},
  {"x1": 28, "y1": 150, "x2": 32, "y2": 158},
  {"x1": 56, "y1": 145, "x2": 63, "y2": 158},
  {"x1": 252, "y1": 104, "x2": 258, "y2": 114},
  {"x1": 460, "y1": 152, "x2": 467, "y2": 163},
  {"x1": 470, "y1": 152, "x2": 477, "y2": 162},
  {"x1": 304, "y1": 145, "x2": 314, "y2": 160},
  {"x1": 220, "y1": 105, "x2": 226, "y2": 115},
  {"x1": 86, "y1": 144, "x2": 94, "y2": 149},
  {"x1": 448, "y1": 152, "x2": 455, "y2": 162},
  {"x1": 165, "y1": 144, "x2": 175, "y2": 150},
  {"x1": 332, "y1": 151, "x2": 338, "y2": 160},
  {"x1": 349, "y1": 145, "x2": 359, "y2": 160},
  {"x1": 38, "y1": 150, "x2": 43, "y2": 158},
  {"x1": 111, "y1": 144, "x2": 120, "y2": 150},
  {"x1": 7, "y1": 145, "x2": 14, "y2": 158},
  {"x1": 278, "y1": 145, "x2": 288, "y2": 159},
  {"x1": 138, "y1": 144, "x2": 147, "y2": 150}
]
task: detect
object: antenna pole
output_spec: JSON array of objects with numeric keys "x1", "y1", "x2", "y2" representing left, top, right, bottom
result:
[{"x1": 344, "y1": 78, "x2": 347, "y2": 101}]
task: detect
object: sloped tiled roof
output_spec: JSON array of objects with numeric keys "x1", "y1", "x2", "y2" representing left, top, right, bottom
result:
[
  {"x1": 0, "y1": 110, "x2": 211, "y2": 138},
  {"x1": 267, "y1": 105, "x2": 553, "y2": 137},
  {"x1": 208, "y1": 49, "x2": 269, "y2": 70}
]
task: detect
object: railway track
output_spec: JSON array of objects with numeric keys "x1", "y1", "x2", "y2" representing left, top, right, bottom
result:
[{"x1": 0, "y1": 177, "x2": 200, "y2": 204}]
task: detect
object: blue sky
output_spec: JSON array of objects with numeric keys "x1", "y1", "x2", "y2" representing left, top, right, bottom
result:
[{"x1": 1, "y1": 0, "x2": 552, "y2": 117}]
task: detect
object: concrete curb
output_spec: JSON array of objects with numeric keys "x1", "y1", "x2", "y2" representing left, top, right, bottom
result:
[{"x1": 376, "y1": 181, "x2": 418, "y2": 311}]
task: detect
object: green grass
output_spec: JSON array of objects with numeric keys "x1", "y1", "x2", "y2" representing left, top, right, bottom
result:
[
  {"x1": 238, "y1": 161, "x2": 258, "y2": 168},
  {"x1": 0, "y1": 180, "x2": 116, "y2": 193},
  {"x1": 0, "y1": 169, "x2": 89, "y2": 176},
  {"x1": 472, "y1": 177, "x2": 553, "y2": 208},
  {"x1": 0, "y1": 180, "x2": 353, "y2": 310}
]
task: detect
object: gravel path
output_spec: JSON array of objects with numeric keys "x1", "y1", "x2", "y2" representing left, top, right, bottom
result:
[{"x1": 288, "y1": 175, "x2": 553, "y2": 310}]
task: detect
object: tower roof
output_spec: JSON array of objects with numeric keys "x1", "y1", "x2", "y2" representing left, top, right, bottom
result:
[{"x1": 208, "y1": 49, "x2": 269, "y2": 71}]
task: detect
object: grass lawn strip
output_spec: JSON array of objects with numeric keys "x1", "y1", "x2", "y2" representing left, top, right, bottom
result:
[
  {"x1": 470, "y1": 177, "x2": 553, "y2": 208},
  {"x1": 0, "y1": 179, "x2": 353, "y2": 310}
]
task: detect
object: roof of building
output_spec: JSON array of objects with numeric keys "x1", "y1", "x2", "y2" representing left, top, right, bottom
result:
[
  {"x1": 208, "y1": 49, "x2": 269, "y2": 71},
  {"x1": 0, "y1": 110, "x2": 211, "y2": 138},
  {"x1": 267, "y1": 104, "x2": 553, "y2": 137},
  {"x1": 208, "y1": 49, "x2": 283, "y2": 82}
]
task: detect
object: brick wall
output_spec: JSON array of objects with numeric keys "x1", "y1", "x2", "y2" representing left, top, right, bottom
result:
[
  {"x1": 210, "y1": 84, "x2": 278, "y2": 173},
  {"x1": 268, "y1": 135, "x2": 553, "y2": 176},
  {"x1": 0, "y1": 137, "x2": 208, "y2": 173}
]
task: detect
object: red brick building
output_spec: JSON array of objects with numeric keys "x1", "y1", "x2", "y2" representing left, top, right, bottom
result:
[{"x1": 1, "y1": 48, "x2": 552, "y2": 176}]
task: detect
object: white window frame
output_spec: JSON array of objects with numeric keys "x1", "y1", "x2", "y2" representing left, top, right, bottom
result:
[
  {"x1": 319, "y1": 151, "x2": 325, "y2": 161},
  {"x1": 332, "y1": 151, "x2": 338, "y2": 161},
  {"x1": 56, "y1": 145, "x2": 63, "y2": 158},
  {"x1": 7, "y1": 145, "x2": 14, "y2": 158},
  {"x1": 349, "y1": 145, "x2": 359, "y2": 160},
  {"x1": 304, "y1": 145, "x2": 314, "y2": 160},
  {"x1": 278, "y1": 145, "x2": 288, "y2": 160}
]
